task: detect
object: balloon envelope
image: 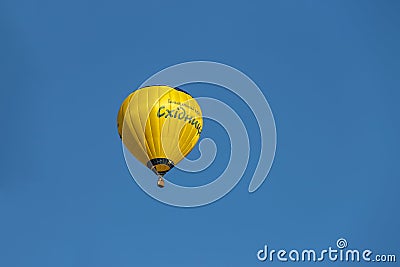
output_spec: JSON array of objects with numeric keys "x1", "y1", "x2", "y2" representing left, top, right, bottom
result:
[{"x1": 117, "y1": 85, "x2": 203, "y2": 182}]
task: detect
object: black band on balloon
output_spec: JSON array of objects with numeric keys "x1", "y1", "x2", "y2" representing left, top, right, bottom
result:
[
  {"x1": 146, "y1": 158, "x2": 175, "y2": 173},
  {"x1": 173, "y1": 87, "x2": 192, "y2": 97}
]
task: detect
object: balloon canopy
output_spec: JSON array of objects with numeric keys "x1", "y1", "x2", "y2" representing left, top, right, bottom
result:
[{"x1": 117, "y1": 85, "x2": 203, "y2": 187}]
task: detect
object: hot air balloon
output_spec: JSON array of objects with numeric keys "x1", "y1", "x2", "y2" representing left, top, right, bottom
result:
[{"x1": 117, "y1": 85, "x2": 203, "y2": 188}]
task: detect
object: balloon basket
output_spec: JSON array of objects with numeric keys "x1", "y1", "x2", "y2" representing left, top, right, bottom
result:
[{"x1": 157, "y1": 177, "x2": 165, "y2": 188}]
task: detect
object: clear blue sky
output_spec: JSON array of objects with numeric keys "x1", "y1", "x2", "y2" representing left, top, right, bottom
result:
[{"x1": 1, "y1": 0, "x2": 399, "y2": 266}]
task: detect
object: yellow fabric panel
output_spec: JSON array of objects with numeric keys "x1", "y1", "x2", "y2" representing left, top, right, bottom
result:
[
  {"x1": 117, "y1": 86, "x2": 203, "y2": 172},
  {"x1": 117, "y1": 93, "x2": 134, "y2": 137},
  {"x1": 120, "y1": 91, "x2": 149, "y2": 165}
]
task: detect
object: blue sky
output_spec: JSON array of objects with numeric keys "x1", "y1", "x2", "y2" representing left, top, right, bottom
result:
[{"x1": 1, "y1": 0, "x2": 399, "y2": 266}]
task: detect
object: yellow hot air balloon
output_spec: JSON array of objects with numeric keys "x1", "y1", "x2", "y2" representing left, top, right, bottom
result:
[{"x1": 117, "y1": 85, "x2": 203, "y2": 188}]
